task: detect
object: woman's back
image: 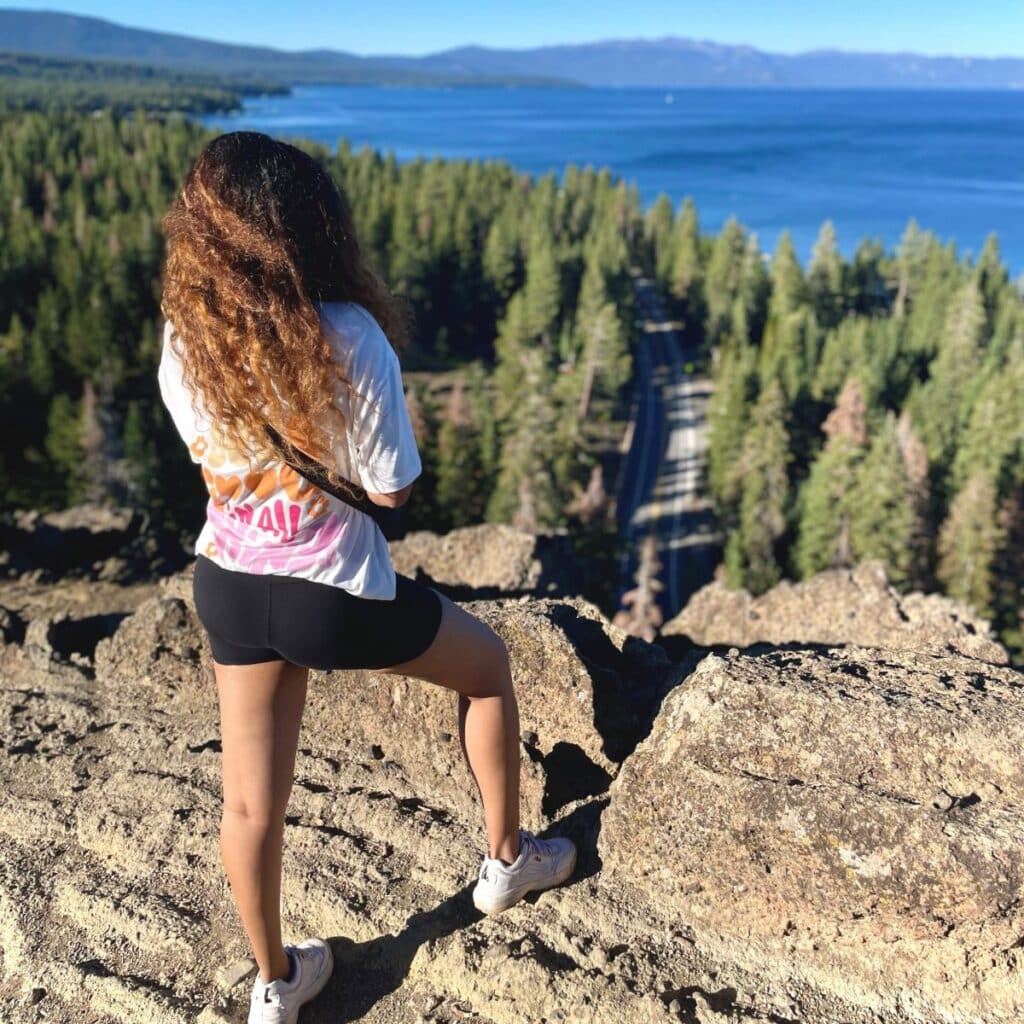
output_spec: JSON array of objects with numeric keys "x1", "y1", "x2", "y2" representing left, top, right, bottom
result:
[{"x1": 158, "y1": 300, "x2": 422, "y2": 600}]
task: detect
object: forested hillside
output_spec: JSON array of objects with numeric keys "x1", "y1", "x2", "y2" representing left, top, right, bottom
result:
[
  {"x1": 1, "y1": 82, "x2": 1020, "y2": 658},
  {"x1": 0, "y1": 102, "x2": 638, "y2": 550},
  {"x1": 645, "y1": 197, "x2": 1023, "y2": 656},
  {"x1": 0, "y1": 51, "x2": 284, "y2": 113}
]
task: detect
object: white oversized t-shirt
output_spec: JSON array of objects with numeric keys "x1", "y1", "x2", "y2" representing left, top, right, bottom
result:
[{"x1": 157, "y1": 301, "x2": 422, "y2": 600}]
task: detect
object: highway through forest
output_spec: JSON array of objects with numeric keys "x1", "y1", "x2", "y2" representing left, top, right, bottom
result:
[{"x1": 612, "y1": 276, "x2": 723, "y2": 625}]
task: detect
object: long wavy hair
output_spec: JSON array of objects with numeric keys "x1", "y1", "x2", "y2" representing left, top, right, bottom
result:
[{"x1": 160, "y1": 130, "x2": 413, "y2": 493}]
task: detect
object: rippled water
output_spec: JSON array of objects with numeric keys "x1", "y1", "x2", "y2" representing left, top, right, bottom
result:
[{"x1": 203, "y1": 85, "x2": 1024, "y2": 272}]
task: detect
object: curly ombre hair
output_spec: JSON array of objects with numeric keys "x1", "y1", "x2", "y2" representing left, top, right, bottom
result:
[{"x1": 160, "y1": 130, "x2": 412, "y2": 491}]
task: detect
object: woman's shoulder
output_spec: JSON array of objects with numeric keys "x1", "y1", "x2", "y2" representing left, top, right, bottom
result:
[
  {"x1": 317, "y1": 300, "x2": 384, "y2": 341},
  {"x1": 316, "y1": 301, "x2": 395, "y2": 372}
]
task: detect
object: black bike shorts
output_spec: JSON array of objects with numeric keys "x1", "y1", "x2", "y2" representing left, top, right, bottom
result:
[{"x1": 191, "y1": 554, "x2": 444, "y2": 671}]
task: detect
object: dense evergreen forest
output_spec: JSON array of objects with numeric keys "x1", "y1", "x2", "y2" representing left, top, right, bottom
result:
[
  {"x1": 1, "y1": 73, "x2": 1020, "y2": 656},
  {"x1": 0, "y1": 52, "x2": 284, "y2": 113},
  {"x1": 0, "y1": 100, "x2": 638, "y2": 606},
  {"x1": 645, "y1": 197, "x2": 1023, "y2": 656}
]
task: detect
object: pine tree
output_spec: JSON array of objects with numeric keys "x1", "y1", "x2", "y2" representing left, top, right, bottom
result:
[
  {"x1": 613, "y1": 532, "x2": 665, "y2": 642},
  {"x1": 768, "y1": 230, "x2": 807, "y2": 319},
  {"x1": 45, "y1": 392, "x2": 85, "y2": 504},
  {"x1": 645, "y1": 193, "x2": 676, "y2": 286},
  {"x1": 895, "y1": 410, "x2": 933, "y2": 587},
  {"x1": 704, "y1": 217, "x2": 748, "y2": 346},
  {"x1": 794, "y1": 377, "x2": 869, "y2": 577},
  {"x1": 492, "y1": 291, "x2": 532, "y2": 421},
  {"x1": 949, "y1": 353, "x2": 1024, "y2": 494},
  {"x1": 79, "y1": 378, "x2": 106, "y2": 501},
  {"x1": 522, "y1": 229, "x2": 560, "y2": 347},
  {"x1": 482, "y1": 212, "x2": 520, "y2": 302},
  {"x1": 707, "y1": 339, "x2": 757, "y2": 511},
  {"x1": 486, "y1": 344, "x2": 563, "y2": 530},
  {"x1": 974, "y1": 233, "x2": 1008, "y2": 331},
  {"x1": 849, "y1": 412, "x2": 922, "y2": 587},
  {"x1": 572, "y1": 257, "x2": 630, "y2": 421},
  {"x1": 891, "y1": 219, "x2": 931, "y2": 320},
  {"x1": 464, "y1": 359, "x2": 499, "y2": 481},
  {"x1": 435, "y1": 375, "x2": 487, "y2": 528},
  {"x1": 667, "y1": 196, "x2": 703, "y2": 335},
  {"x1": 812, "y1": 317, "x2": 869, "y2": 404},
  {"x1": 905, "y1": 239, "x2": 959, "y2": 359},
  {"x1": 1, "y1": 313, "x2": 26, "y2": 387},
  {"x1": 400, "y1": 378, "x2": 441, "y2": 529},
  {"x1": 723, "y1": 377, "x2": 791, "y2": 593},
  {"x1": 937, "y1": 471, "x2": 1004, "y2": 621},
  {"x1": 807, "y1": 220, "x2": 845, "y2": 329},
  {"x1": 993, "y1": 483, "x2": 1024, "y2": 657},
  {"x1": 915, "y1": 276, "x2": 986, "y2": 474}
]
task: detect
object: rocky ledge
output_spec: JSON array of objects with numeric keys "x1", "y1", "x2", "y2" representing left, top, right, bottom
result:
[{"x1": 0, "y1": 538, "x2": 1021, "y2": 1024}]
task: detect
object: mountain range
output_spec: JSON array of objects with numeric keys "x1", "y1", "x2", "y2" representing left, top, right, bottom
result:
[{"x1": 2, "y1": 9, "x2": 1023, "y2": 89}]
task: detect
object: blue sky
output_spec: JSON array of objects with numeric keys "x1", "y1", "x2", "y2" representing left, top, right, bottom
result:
[{"x1": 11, "y1": 1, "x2": 1024, "y2": 56}]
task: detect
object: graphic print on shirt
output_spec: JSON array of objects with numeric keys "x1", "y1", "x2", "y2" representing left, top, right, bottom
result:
[{"x1": 197, "y1": 434, "x2": 334, "y2": 568}]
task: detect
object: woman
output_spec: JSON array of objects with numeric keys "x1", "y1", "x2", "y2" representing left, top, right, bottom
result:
[{"x1": 158, "y1": 131, "x2": 576, "y2": 1023}]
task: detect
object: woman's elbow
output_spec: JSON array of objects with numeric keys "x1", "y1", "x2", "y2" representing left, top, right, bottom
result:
[{"x1": 366, "y1": 482, "x2": 414, "y2": 508}]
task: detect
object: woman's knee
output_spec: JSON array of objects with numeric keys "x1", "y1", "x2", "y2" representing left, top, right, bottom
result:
[
  {"x1": 221, "y1": 795, "x2": 287, "y2": 831},
  {"x1": 393, "y1": 603, "x2": 512, "y2": 698},
  {"x1": 475, "y1": 627, "x2": 512, "y2": 691}
]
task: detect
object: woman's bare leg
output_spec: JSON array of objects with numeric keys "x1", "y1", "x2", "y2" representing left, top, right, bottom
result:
[
  {"x1": 380, "y1": 590, "x2": 521, "y2": 863},
  {"x1": 215, "y1": 657, "x2": 309, "y2": 984}
]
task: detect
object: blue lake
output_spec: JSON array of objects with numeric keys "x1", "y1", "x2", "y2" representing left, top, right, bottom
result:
[{"x1": 202, "y1": 85, "x2": 1024, "y2": 273}]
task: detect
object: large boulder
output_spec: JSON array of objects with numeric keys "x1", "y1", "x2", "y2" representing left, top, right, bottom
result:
[
  {"x1": 2, "y1": 570, "x2": 685, "y2": 1024},
  {"x1": 94, "y1": 571, "x2": 681, "y2": 832},
  {"x1": 314, "y1": 594, "x2": 680, "y2": 831},
  {"x1": 0, "y1": 504, "x2": 189, "y2": 583},
  {"x1": 3, "y1": 548, "x2": 1023, "y2": 1024},
  {"x1": 600, "y1": 643, "x2": 1024, "y2": 1023},
  {"x1": 388, "y1": 523, "x2": 586, "y2": 598},
  {"x1": 661, "y1": 560, "x2": 1008, "y2": 664}
]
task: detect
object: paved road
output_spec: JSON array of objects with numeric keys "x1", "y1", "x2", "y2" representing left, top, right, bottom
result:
[{"x1": 612, "y1": 276, "x2": 723, "y2": 624}]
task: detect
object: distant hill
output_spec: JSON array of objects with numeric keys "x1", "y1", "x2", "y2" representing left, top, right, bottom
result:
[
  {"x1": 0, "y1": 9, "x2": 573, "y2": 87},
  {"x1": 399, "y1": 38, "x2": 1024, "y2": 89},
  {"x1": 0, "y1": 50, "x2": 286, "y2": 114},
  {"x1": 2, "y1": 10, "x2": 1022, "y2": 89}
]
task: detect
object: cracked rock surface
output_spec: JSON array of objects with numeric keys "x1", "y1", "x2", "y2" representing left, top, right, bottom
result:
[
  {"x1": 0, "y1": 555, "x2": 1022, "y2": 1023},
  {"x1": 662, "y1": 560, "x2": 1009, "y2": 664}
]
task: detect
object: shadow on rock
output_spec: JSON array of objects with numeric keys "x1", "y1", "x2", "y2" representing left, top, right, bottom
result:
[
  {"x1": 313, "y1": 886, "x2": 479, "y2": 1023},
  {"x1": 307, "y1": 813, "x2": 604, "y2": 1021}
]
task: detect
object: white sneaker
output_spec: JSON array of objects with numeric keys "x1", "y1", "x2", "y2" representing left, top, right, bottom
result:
[
  {"x1": 472, "y1": 828, "x2": 577, "y2": 916},
  {"x1": 248, "y1": 937, "x2": 334, "y2": 1024}
]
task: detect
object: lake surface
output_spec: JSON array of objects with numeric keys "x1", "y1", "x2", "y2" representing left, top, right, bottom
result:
[{"x1": 202, "y1": 86, "x2": 1024, "y2": 273}]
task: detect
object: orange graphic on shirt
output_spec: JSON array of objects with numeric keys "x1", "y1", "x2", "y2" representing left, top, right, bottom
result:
[
  {"x1": 195, "y1": 434, "x2": 334, "y2": 532},
  {"x1": 244, "y1": 469, "x2": 279, "y2": 501},
  {"x1": 279, "y1": 464, "x2": 319, "y2": 502}
]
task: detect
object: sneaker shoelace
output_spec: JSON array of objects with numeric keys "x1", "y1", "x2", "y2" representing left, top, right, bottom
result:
[{"x1": 521, "y1": 830, "x2": 545, "y2": 860}]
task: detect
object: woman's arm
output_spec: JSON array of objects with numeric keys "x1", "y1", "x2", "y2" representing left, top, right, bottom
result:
[{"x1": 365, "y1": 481, "x2": 415, "y2": 509}]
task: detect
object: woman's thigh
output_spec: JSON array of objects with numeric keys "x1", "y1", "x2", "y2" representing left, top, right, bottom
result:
[
  {"x1": 216, "y1": 659, "x2": 309, "y2": 821},
  {"x1": 379, "y1": 588, "x2": 511, "y2": 699}
]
